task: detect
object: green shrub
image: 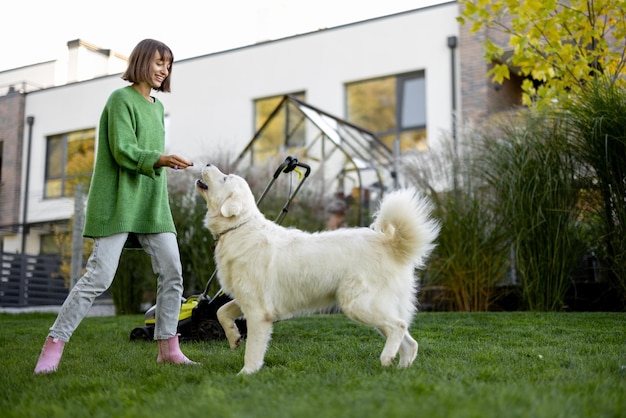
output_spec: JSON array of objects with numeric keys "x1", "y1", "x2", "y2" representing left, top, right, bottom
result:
[
  {"x1": 478, "y1": 111, "x2": 587, "y2": 310},
  {"x1": 564, "y1": 77, "x2": 626, "y2": 307},
  {"x1": 402, "y1": 138, "x2": 509, "y2": 311}
]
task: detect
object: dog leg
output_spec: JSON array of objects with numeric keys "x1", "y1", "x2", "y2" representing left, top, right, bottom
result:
[
  {"x1": 343, "y1": 303, "x2": 409, "y2": 367},
  {"x1": 217, "y1": 300, "x2": 244, "y2": 349},
  {"x1": 377, "y1": 320, "x2": 409, "y2": 367},
  {"x1": 397, "y1": 332, "x2": 418, "y2": 368},
  {"x1": 239, "y1": 317, "x2": 273, "y2": 375}
]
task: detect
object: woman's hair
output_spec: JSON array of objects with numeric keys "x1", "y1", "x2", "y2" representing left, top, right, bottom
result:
[{"x1": 122, "y1": 39, "x2": 174, "y2": 92}]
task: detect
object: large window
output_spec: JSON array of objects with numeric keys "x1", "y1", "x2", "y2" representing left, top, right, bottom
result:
[
  {"x1": 45, "y1": 128, "x2": 95, "y2": 198},
  {"x1": 346, "y1": 72, "x2": 427, "y2": 152}
]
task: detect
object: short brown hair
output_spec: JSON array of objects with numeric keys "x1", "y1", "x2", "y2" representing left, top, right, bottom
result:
[{"x1": 122, "y1": 39, "x2": 174, "y2": 92}]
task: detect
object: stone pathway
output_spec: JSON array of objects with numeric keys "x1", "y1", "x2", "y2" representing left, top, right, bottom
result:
[{"x1": 0, "y1": 300, "x2": 115, "y2": 317}]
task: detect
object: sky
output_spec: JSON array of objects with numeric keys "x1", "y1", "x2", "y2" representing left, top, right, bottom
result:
[{"x1": 0, "y1": 0, "x2": 444, "y2": 72}]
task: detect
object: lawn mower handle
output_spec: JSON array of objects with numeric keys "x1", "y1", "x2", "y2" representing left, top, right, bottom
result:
[{"x1": 273, "y1": 156, "x2": 311, "y2": 179}]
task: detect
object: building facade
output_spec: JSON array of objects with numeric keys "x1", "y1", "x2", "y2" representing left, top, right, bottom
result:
[{"x1": 1, "y1": 1, "x2": 507, "y2": 256}]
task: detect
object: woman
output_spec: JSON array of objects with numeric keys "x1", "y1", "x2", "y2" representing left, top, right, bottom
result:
[{"x1": 34, "y1": 39, "x2": 198, "y2": 374}]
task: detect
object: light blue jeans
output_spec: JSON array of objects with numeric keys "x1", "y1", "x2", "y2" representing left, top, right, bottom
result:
[{"x1": 48, "y1": 232, "x2": 184, "y2": 342}]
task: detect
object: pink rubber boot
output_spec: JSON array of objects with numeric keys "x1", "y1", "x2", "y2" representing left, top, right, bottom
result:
[
  {"x1": 157, "y1": 334, "x2": 199, "y2": 365},
  {"x1": 34, "y1": 337, "x2": 65, "y2": 374}
]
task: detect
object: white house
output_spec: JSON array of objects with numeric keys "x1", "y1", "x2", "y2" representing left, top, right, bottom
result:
[{"x1": 3, "y1": 1, "x2": 481, "y2": 255}]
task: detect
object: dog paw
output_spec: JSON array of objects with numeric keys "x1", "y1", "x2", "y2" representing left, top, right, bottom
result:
[
  {"x1": 224, "y1": 328, "x2": 242, "y2": 349},
  {"x1": 229, "y1": 337, "x2": 242, "y2": 350},
  {"x1": 237, "y1": 366, "x2": 260, "y2": 375},
  {"x1": 398, "y1": 350, "x2": 418, "y2": 368},
  {"x1": 380, "y1": 356, "x2": 394, "y2": 367},
  {"x1": 398, "y1": 358, "x2": 414, "y2": 368}
]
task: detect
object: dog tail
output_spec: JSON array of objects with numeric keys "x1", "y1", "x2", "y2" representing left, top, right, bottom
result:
[{"x1": 371, "y1": 188, "x2": 440, "y2": 267}]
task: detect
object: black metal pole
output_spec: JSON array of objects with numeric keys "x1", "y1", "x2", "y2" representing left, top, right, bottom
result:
[
  {"x1": 21, "y1": 116, "x2": 34, "y2": 254},
  {"x1": 447, "y1": 35, "x2": 457, "y2": 141},
  {"x1": 447, "y1": 35, "x2": 458, "y2": 195}
]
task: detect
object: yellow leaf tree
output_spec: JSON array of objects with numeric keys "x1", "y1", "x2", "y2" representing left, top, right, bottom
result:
[{"x1": 459, "y1": 0, "x2": 626, "y2": 106}]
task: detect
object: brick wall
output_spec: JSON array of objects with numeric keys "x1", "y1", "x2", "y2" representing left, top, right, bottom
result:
[
  {"x1": 0, "y1": 90, "x2": 25, "y2": 235},
  {"x1": 459, "y1": 5, "x2": 517, "y2": 125},
  {"x1": 459, "y1": 13, "x2": 490, "y2": 124}
]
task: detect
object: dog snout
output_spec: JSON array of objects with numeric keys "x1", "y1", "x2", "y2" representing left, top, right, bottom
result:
[{"x1": 196, "y1": 179, "x2": 208, "y2": 190}]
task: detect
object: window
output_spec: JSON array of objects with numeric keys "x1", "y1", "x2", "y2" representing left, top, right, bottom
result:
[
  {"x1": 252, "y1": 92, "x2": 306, "y2": 161},
  {"x1": 40, "y1": 233, "x2": 63, "y2": 255},
  {"x1": 346, "y1": 72, "x2": 427, "y2": 152},
  {"x1": 45, "y1": 128, "x2": 95, "y2": 198}
]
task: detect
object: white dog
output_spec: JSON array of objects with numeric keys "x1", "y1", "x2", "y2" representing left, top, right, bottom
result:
[{"x1": 196, "y1": 163, "x2": 440, "y2": 374}]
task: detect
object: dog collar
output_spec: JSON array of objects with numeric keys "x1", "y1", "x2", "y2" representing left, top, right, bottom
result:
[{"x1": 214, "y1": 220, "x2": 249, "y2": 243}]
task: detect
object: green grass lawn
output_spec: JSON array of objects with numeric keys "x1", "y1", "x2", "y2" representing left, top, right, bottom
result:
[{"x1": 1, "y1": 311, "x2": 624, "y2": 418}]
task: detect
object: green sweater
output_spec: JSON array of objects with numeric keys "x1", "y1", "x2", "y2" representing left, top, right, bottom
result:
[{"x1": 83, "y1": 86, "x2": 176, "y2": 238}]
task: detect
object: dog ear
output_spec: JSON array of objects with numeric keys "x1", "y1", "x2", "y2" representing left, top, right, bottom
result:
[{"x1": 220, "y1": 195, "x2": 242, "y2": 218}]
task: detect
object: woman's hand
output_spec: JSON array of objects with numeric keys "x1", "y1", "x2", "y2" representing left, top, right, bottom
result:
[{"x1": 156, "y1": 154, "x2": 194, "y2": 170}]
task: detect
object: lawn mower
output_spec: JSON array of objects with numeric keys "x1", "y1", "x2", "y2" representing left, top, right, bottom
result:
[{"x1": 130, "y1": 156, "x2": 311, "y2": 342}]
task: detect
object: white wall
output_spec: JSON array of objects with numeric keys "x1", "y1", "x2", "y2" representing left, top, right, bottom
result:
[
  {"x1": 164, "y1": 4, "x2": 458, "y2": 157},
  {"x1": 18, "y1": 3, "x2": 459, "y2": 245},
  {"x1": 0, "y1": 61, "x2": 58, "y2": 95}
]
